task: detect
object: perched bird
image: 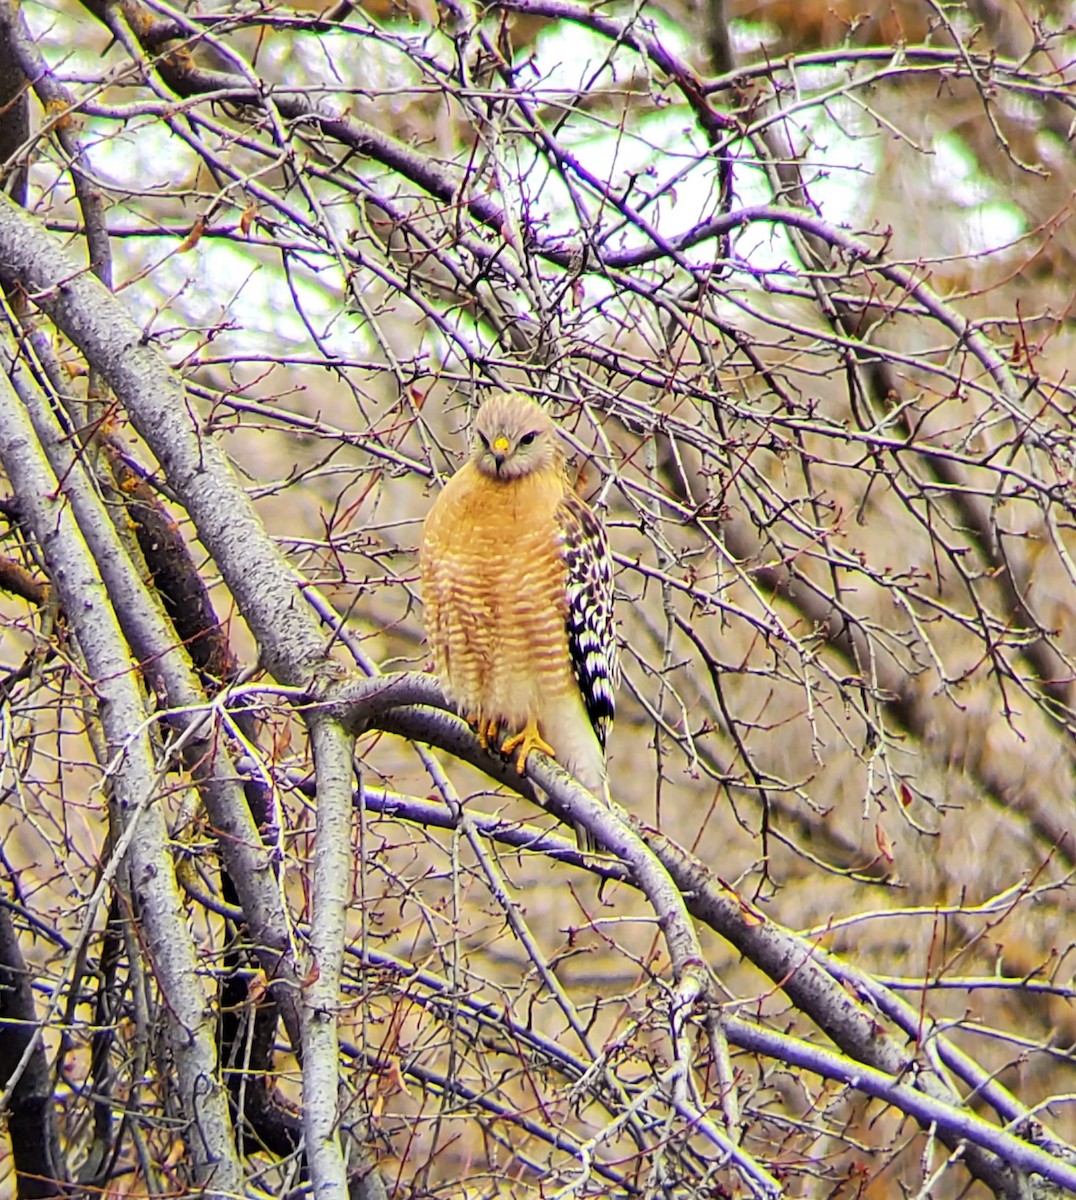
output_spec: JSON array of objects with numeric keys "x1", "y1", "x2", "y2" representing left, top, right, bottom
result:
[{"x1": 420, "y1": 393, "x2": 619, "y2": 847}]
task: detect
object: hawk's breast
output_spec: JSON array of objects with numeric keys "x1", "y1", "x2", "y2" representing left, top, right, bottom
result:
[{"x1": 420, "y1": 462, "x2": 577, "y2": 727}]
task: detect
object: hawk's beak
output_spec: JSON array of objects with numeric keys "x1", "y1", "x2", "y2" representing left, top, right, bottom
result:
[{"x1": 492, "y1": 436, "x2": 509, "y2": 471}]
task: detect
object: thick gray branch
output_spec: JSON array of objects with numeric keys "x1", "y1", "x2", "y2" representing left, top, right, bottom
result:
[
  {"x1": 301, "y1": 717, "x2": 356, "y2": 1200},
  {"x1": 353, "y1": 685, "x2": 1061, "y2": 1199},
  {"x1": 0, "y1": 192, "x2": 327, "y2": 686},
  {"x1": 0, "y1": 364, "x2": 243, "y2": 1196},
  {"x1": 0, "y1": 324, "x2": 305, "y2": 1046}
]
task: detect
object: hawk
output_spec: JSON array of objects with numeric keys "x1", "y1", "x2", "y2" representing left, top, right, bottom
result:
[{"x1": 420, "y1": 393, "x2": 619, "y2": 846}]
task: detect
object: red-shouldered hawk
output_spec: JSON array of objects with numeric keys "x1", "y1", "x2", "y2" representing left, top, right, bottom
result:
[{"x1": 420, "y1": 393, "x2": 618, "y2": 846}]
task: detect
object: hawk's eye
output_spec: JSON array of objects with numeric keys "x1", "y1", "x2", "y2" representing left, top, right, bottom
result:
[{"x1": 519, "y1": 431, "x2": 539, "y2": 446}]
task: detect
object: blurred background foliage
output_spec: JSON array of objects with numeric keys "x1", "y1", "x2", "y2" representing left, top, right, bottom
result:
[{"x1": 1, "y1": 0, "x2": 1075, "y2": 1196}]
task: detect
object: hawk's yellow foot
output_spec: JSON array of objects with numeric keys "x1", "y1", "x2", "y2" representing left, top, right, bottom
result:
[{"x1": 501, "y1": 719, "x2": 556, "y2": 774}]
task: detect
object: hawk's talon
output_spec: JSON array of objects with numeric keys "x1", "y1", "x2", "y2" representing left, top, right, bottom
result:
[
  {"x1": 479, "y1": 717, "x2": 499, "y2": 749},
  {"x1": 500, "y1": 719, "x2": 556, "y2": 774},
  {"x1": 467, "y1": 715, "x2": 501, "y2": 750}
]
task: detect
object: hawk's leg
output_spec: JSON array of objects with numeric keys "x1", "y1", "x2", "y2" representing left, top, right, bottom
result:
[{"x1": 500, "y1": 718, "x2": 556, "y2": 774}]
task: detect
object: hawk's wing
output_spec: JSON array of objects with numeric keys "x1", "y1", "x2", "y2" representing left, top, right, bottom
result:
[{"x1": 558, "y1": 490, "x2": 619, "y2": 747}]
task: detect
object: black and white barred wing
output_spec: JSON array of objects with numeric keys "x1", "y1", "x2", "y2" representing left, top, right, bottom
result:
[{"x1": 558, "y1": 490, "x2": 619, "y2": 747}]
